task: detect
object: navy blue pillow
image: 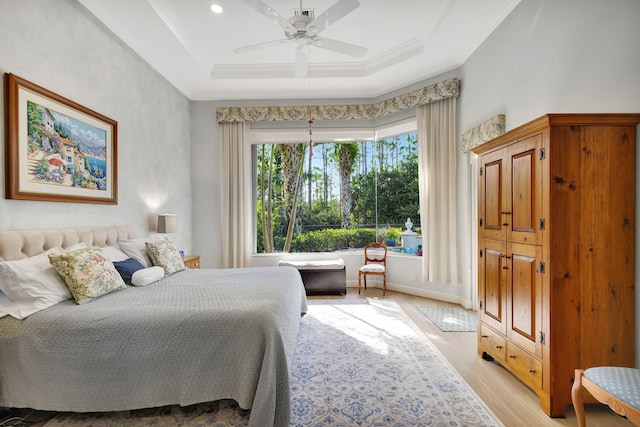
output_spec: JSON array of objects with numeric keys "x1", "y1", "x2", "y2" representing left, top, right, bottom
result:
[{"x1": 112, "y1": 258, "x2": 145, "y2": 285}]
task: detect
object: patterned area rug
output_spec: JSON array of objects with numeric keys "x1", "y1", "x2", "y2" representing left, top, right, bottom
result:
[
  {"x1": 417, "y1": 305, "x2": 478, "y2": 332},
  {"x1": 41, "y1": 299, "x2": 499, "y2": 426}
]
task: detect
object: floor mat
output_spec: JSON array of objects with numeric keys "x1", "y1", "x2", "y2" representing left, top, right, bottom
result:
[{"x1": 417, "y1": 305, "x2": 478, "y2": 332}]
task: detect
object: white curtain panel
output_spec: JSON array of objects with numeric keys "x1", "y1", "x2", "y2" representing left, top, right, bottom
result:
[
  {"x1": 219, "y1": 122, "x2": 252, "y2": 268},
  {"x1": 417, "y1": 98, "x2": 458, "y2": 285}
]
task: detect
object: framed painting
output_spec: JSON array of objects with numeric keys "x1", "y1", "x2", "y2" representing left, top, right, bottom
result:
[{"x1": 4, "y1": 73, "x2": 117, "y2": 204}]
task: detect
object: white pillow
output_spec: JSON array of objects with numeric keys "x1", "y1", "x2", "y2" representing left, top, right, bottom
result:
[
  {"x1": 0, "y1": 291, "x2": 19, "y2": 319},
  {"x1": 64, "y1": 242, "x2": 87, "y2": 252},
  {"x1": 101, "y1": 245, "x2": 130, "y2": 262},
  {"x1": 131, "y1": 266, "x2": 164, "y2": 286},
  {"x1": 0, "y1": 248, "x2": 72, "y2": 319},
  {"x1": 118, "y1": 239, "x2": 155, "y2": 268}
]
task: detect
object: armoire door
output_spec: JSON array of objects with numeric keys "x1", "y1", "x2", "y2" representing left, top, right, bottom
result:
[
  {"x1": 478, "y1": 238, "x2": 507, "y2": 334},
  {"x1": 478, "y1": 150, "x2": 506, "y2": 242},
  {"x1": 505, "y1": 242, "x2": 543, "y2": 358},
  {"x1": 505, "y1": 135, "x2": 544, "y2": 245}
]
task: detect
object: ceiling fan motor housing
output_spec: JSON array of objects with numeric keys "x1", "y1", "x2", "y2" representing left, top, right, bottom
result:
[{"x1": 286, "y1": 11, "x2": 316, "y2": 40}]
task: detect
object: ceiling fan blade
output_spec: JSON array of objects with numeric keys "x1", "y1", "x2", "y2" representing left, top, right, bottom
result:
[
  {"x1": 295, "y1": 45, "x2": 308, "y2": 78},
  {"x1": 234, "y1": 38, "x2": 291, "y2": 54},
  {"x1": 307, "y1": 0, "x2": 359, "y2": 35},
  {"x1": 313, "y1": 37, "x2": 367, "y2": 58},
  {"x1": 243, "y1": 0, "x2": 295, "y2": 33}
]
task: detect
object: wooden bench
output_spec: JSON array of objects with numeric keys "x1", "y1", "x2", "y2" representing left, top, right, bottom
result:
[
  {"x1": 278, "y1": 259, "x2": 346, "y2": 295},
  {"x1": 572, "y1": 367, "x2": 640, "y2": 426}
]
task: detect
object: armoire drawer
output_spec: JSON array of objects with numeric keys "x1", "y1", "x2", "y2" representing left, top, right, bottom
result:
[
  {"x1": 479, "y1": 324, "x2": 506, "y2": 362},
  {"x1": 506, "y1": 343, "x2": 543, "y2": 390}
]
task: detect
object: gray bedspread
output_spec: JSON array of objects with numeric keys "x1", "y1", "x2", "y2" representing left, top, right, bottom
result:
[{"x1": 0, "y1": 266, "x2": 307, "y2": 427}]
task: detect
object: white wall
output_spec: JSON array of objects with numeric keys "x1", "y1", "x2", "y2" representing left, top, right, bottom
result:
[{"x1": 0, "y1": 0, "x2": 193, "y2": 252}]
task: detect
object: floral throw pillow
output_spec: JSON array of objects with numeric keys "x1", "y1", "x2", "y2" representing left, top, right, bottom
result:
[
  {"x1": 145, "y1": 240, "x2": 185, "y2": 276},
  {"x1": 49, "y1": 247, "x2": 127, "y2": 305}
]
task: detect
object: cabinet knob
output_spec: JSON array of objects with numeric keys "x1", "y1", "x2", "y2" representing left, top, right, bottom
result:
[
  {"x1": 529, "y1": 369, "x2": 536, "y2": 373},
  {"x1": 496, "y1": 345, "x2": 503, "y2": 349},
  {"x1": 509, "y1": 355, "x2": 516, "y2": 359},
  {"x1": 481, "y1": 335, "x2": 489, "y2": 338}
]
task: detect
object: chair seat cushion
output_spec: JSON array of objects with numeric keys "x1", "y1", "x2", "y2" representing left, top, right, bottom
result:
[
  {"x1": 585, "y1": 367, "x2": 640, "y2": 410},
  {"x1": 360, "y1": 264, "x2": 385, "y2": 273}
]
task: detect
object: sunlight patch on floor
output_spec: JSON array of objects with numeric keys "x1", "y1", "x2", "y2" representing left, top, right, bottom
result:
[{"x1": 309, "y1": 299, "x2": 419, "y2": 355}]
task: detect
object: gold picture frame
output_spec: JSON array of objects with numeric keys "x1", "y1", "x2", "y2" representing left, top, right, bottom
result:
[{"x1": 4, "y1": 73, "x2": 117, "y2": 204}]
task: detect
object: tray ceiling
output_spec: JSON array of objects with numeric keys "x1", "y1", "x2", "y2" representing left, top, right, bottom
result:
[{"x1": 79, "y1": 0, "x2": 520, "y2": 101}]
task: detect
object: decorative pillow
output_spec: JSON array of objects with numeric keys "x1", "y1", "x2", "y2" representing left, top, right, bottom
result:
[
  {"x1": 146, "y1": 240, "x2": 185, "y2": 276},
  {"x1": 112, "y1": 258, "x2": 145, "y2": 285},
  {"x1": 0, "y1": 248, "x2": 73, "y2": 319},
  {"x1": 49, "y1": 247, "x2": 126, "y2": 305},
  {"x1": 101, "y1": 245, "x2": 130, "y2": 262},
  {"x1": 118, "y1": 239, "x2": 154, "y2": 267},
  {"x1": 131, "y1": 266, "x2": 165, "y2": 286}
]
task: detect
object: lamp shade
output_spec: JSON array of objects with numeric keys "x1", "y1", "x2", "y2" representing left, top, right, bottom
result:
[{"x1": 157, "y1": 214, "x2": 177, "y2": 233}]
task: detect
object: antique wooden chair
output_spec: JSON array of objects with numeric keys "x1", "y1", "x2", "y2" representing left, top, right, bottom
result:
[
  {"x1": 358, "y1": 242, "x2": 387, "y2": 296},
  {"x1": 572, "y1": 367, "x2": 640, "y2": 427}
]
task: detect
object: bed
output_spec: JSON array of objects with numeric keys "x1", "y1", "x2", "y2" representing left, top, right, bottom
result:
[{"x1": 0, "y1": 226, "x2": 308, "y2": 427}]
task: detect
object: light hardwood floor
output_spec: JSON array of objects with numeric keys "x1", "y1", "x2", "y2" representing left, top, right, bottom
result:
[{"x1": 316, "y1": 288, "x2": 633, "y2": 427}]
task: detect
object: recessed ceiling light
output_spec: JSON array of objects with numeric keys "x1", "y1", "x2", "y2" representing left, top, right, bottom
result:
[{"x1": 210, "y1": 4, "x2": 223, "y2": 14}]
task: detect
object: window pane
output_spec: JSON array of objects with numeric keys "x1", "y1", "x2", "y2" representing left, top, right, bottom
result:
[{"x1": 254, "y1": 132, "x2": 420, "y2": 253}]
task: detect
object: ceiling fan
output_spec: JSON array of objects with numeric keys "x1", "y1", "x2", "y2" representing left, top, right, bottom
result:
[{"x1": 235, "y1": 0, "x2": 368, "y2": 77}]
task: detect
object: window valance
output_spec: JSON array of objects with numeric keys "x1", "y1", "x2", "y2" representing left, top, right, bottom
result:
[{"x1": 216, "y1": 77, "x2": 459, "y2": 123}]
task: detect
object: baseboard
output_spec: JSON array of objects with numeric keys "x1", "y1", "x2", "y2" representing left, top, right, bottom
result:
[{"x1": 346, "y1": 281, "x2": 473, "y2": 309}]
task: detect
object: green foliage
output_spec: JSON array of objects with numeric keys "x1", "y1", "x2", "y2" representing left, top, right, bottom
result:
[
  {"x1": 27, "y1": 101, "x2": 43, "y2": 138},
  {"x1": 256, "y1": 199, "x2": 282, "y2": 253},
  {"x1": 91, "y1": 165, "x2": 104, "y2": 178},
  {"x1": 351, "y1": 159, "x2": 419, "y2": 228},
  {"x1": 54, "y1": 123, "x2": 71, "y2": 140},
  {"x1": 255, "y1": 132, "x2": 420, "y2": 253},
  {"x1": 34, "y1": 158, "x2": 49, "y2": 179},
  {"x1": 385, "y1": 228, "x2": 401, "y2": 239},
  {"x1": 300, "y1": 200, "x2": 341, "y2": 231},
  {"x1": 290, "y1": 228, "x2": 377, "y2": 253},
  {"x1": 27, "y1": 139, "x2": 39, "y2": 153},
  {"x1": 73, "y1": 171, "x2": 86, "y2": 188}
]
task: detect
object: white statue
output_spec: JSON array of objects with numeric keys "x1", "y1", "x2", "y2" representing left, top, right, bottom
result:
[{"x1": 405, "y1": 218, "x2": 413, "y2": 232}]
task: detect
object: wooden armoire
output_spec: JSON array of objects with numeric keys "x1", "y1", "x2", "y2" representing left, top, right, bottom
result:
[{"x1": 472, "y1": 114, "x2": 639, "y2": 417}]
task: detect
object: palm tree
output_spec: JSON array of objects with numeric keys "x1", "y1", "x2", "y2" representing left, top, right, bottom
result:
[
  {"x1": 258, "y1": 144, "x2": 276, "y2": 253},
  {"x1": 332, "y1": 142, "x2": 359, "y2": 229},
  {"x1": 279, "y1": 143, "x2": 307, "y2": 251}
]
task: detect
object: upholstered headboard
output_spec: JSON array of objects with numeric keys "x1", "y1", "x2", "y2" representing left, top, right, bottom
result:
[{"x1": 0, "y1": 226, "x2": 138, "y2": 262}]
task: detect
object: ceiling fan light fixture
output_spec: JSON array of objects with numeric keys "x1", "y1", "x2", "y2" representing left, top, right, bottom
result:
[
  {"x1": 210, "y1": 4, "x2": 223, "y2": 14},
  {"x1": 294, "y1": 34, "x2": 312, "y2": 45}
]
